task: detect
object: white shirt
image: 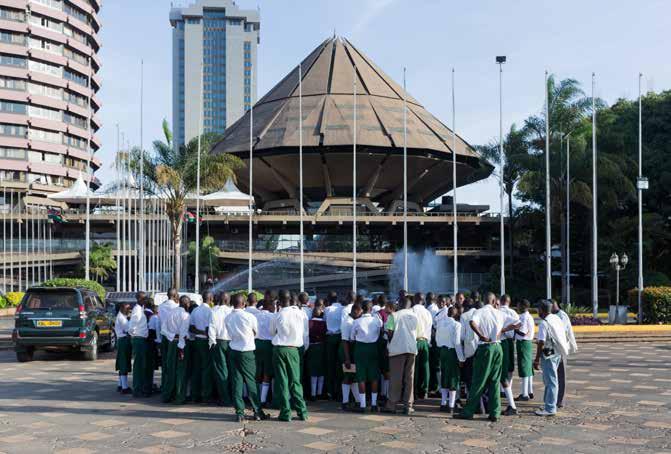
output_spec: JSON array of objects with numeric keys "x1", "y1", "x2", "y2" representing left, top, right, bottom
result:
[
  {"x1": 427, "y1": 303, "x2": 440, "y2": 317},
  {"x1": 515, "y1": 311, "x2": 535, "y2": 341},
  {"x1": 147, "y1": 315, "x2": 161, "y2": 343},
  {"x1": 351, "y1": 313, "x2": 382, "y2": 343},
  {"x1": 246, "y1": 305, "x2": 260, "y2": 316},
  {"x1": 341, "y1": 303, "x2": 353, "y2": 325},
  {"x1": 470, "y1": 304, "x2": 505, "y2": 345},
  {"x1": 460, "y1": 308, "x2": 478, "y2": 358},
  {"x1": 271, "y1": 306, "x2": 307, "y2": 348},
  {"x1": 225, "y1": 309, "x2": 258, "y2": 352},
  {"x1": 114, "y1": 311, "x2": 130, "y2": 338},
  {"x1": 341, "y1": 313, "x2": 355, "y2": 343},
  {"x1": 162, "y1": 306, "x2": 190, "y2": 349},
  {"x1": 435, "y1": 316, "x2": 465, "y2": 362},
  {"x1": 433, "y1": 306, "x2": 449, "y2": 325},
  {"x1": 557, "y1": 309, "x2": 578, "y2": 354},
  {"x1": 412, "y1": 304, "x2": 433, "y2": 340},
  {"x1": 302, "y1": 305, "x2": 313, "y2": 321},
  {"x1": 499, "y1": 305, "x2": 520, "y2": 340},
  {"x1": 158, "y1": 299, "x2": 178, "y2": 338},
  {"x1": 255, "y1": 310, "x2": 276, "y2": 341},
  {"x1": 324, "y1": 302, "x2": 343, "y2": 334},
  {"x1": 387, "y1": 309, "x2": 419, "y2": 357},
  {"x1": 208, "y1": 304, "x2": 233, "y2": 346},
  {"x1": 128, "y1": 304, "x2": 148, "y2": 338},
  {"x1": 189, "y1": 304, "x2": 213, "y2": 339}
]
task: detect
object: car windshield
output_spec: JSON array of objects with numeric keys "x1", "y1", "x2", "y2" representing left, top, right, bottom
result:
[{"x1": 22, "y1": 291, "x2": 79, "y2": 310}]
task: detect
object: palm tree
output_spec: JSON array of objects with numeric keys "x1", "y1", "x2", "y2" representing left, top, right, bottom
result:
[
  {"x1": 478, "y1": 124, "x2": 531, "y2": 280},
  {"x1": 188, "y1": 235, "x2": 223, "y2": 280},
  {"x1": 88, "y1": 243, "x2": 117, "y2": 283},
  {"x1": 131, "y1": 120, "x2": 243, "y2": 290}
]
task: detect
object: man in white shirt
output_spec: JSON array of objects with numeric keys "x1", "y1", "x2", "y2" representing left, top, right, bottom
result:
[
  {"x1": 412, "y1": 293, "x2": 433, "y2": 400},
  {"x1": 459, "y1": 299, "x2": 481, "y2": 392},
  {"x1": 382, "y1": 296, "x2": 419, "y2": 415},
  {"x1": 552, "y1": 300, "x2": 577, "y2": 409},
  {"x1": 271, "y1": 291, "x2": 309, "y2": 422},
  {"x1": 189, "y1": 291, "x2": 214, "y2": 403},
  {"x1": 225, "y1": 293, "x2": 268, "y2": 422},
  {"x1": 455, "y1": 292, "x2": 506, "y2": 422},
  {"x1": 323, "y1": 291, "x2": 343, "y2": 399},
  {"x1": 515, "y1": 299, "x2": 536, "y2": 401},
  {"x1": 255, "y1": 299, "x2": 276, "y2": 407},
  {"x1": 158, "y1": 288, "x2": 179, "y2": 391},
  {"x1": 350, "y1": 300, "x2": 383, "y2": 412},
  {"x1": 161, "y1": 295, "x2": 191, "y2": 405},
  {"x1": 534, "y1": 300, "x2": 564, "y2": 416},
  {"x1": 114, "y1": 303, "x2": 132, "y2": 394},
  {"x1": 128, "y1": 292, "x2": 150, "y2": 397},
  {"x1": 435, "y1": 306, "x2": 465, "y2": 413},
  {"x1": 208, "y1": 292, "x2": 232, "y2": 406}
]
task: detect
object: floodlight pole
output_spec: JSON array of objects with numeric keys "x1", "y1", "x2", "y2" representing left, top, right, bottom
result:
[
  {"x1": 496, "y1": 56, "x2": 506, "y2": 296},
  {"x1": 352, "y1": 65, "x2": 358, "y2": 294},
  {"x1": 545, "y1": 70, "x2": 551, "y2": 300},
  {"x1": 248, "y1": 68, "x2": 254, "y2": 293},
  {"x1": 299, "y1": 64, "x2": 305, "y2": 293},
  {"x1": 451, "y1": 68, "x2": 458, "y2": 294},
  {"x1": 591, "y1": 73, "x2": 598, "y2": 318},
  {"x1": 195, "y1": 62, "x2": 203, "y2": 293},
  {"x1": 637, "y1": 73, "x2": 644, "y2": 324},
  {"x1": 402, "y1": 68, "x2": 408, "y2": 292}
]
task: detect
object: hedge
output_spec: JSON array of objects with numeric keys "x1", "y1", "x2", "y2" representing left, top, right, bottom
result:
[
  {"x1": 230, "y1": 289, "x2": 264, "y2": 301},
  {"x1": 0, "y1": 292, "x2": 25, "y2": 308},
  {"x1": 41, "y1": 279, "x2": 106, "y2": 301},
  {"x1": 628, "y1": 287, "x2": 671, "y2": 324}
]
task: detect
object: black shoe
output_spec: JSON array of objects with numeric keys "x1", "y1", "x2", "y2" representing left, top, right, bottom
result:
[
  {"x1": 440, "y1": 405, "x2": 450, "y2": 413},
  {"x1": 453, "y1": 413, "x2": 473, "y2": 420},
  {"x1": 117, "y1": 386, "x2": 122, "y2": 393},
  {"x1": 381, "y1": 406, "x2": 398, "y2": 414},
  {"x1": 236, "y1": 415, "x2": 245, "y2": 423},
  {"x1": 308, "y1": 395, "x2": 316, "y2": 402},
  {"x1": 353, "y1": 406, "x2": 365, "y2": 413},
  {"x1": 121, "y1": 388, "x2": 132, "y2": 395},
  {"x1": 403, "y1": 406, "x2": 415, "y2": 416},
  {"x1": 253, "y1": 411, "x2": 269, "y2": 421},
  {"x1": 557, "y1": 402, "x2": 564, "y2": 409},
  {"x1": 500, "y1": 392, "x2": 506, "y2": 398},
  {"x1": 142, "y1": 392, "x2": 152, "y2": 398},
  {"x1": 517, "y1": 395, "x2": 529, "y2": 401},
  {"x1": 371, "y1": 405, "x2": 379, "y2": 413},
  {"x1": 488, "y1": 415, "x2": 500, "y2": 422},
  {"x1": 503, "y1": 406, "x2": 518, "y2": 416},
  {"x1": 529, "y1": 393, "x2": 534, "y2": 400},
  {"x1": 341, "y1": 403, "x2": 349, "y2": 412}
]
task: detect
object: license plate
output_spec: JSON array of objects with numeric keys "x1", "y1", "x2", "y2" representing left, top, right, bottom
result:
[{"x1": 36, "y1": 320, "x2": 62, "y2": 328}]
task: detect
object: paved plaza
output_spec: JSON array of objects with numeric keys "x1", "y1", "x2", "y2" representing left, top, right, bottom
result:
[{"x1": 0, "y1": 343, "x2": 670, "y2": 453}]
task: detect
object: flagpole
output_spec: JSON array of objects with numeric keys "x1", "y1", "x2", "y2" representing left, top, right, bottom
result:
[
  {"x1": 352, "y1": 64, "x2": 357, "y2": 294},
  {"x1": 248, "y1": 68, "x2": 254, "y2": 293},
  {"x1": 402, "y1": 68, "x2": 408, "y2": 291},
  {"x1": 591, "y1": 73, "x2": 598, "y2": 318},
  {"x1": 139, "y1": 60, "x2": 145, "y2": 290},
  {"x1": 115, "y1": 124, "x2": 121, "y2": 291},
  {"x1": 84, "y1": 56, "x2": 93, "y2": 281},
  {"x1": 2, "y1": 183, "x2": 5, "y2": 294},
  {"x1": 452, "y1": 68, "x2": 458, "y2": 294},
  {"x1": 8, "y1": 191, "x2": 12, "y2": 292},
  {"x1": 299, "y1": 64, "x2": 305, "y2": 293},
  {"x1": 637, "y1": 73, "x2": 644, "y2": 323},
  {"x1": 195, "y1": 62, "x2": 203, "y2": 294},
  {"x1": 566, "y1": 135, "x2": 571, "y2": 305},
  {"x1": 545, "y1": 70, "x2": 551, "y2": 300},
  {"x1": 499, "y1": 61, "x2": 506, "y2": 296}
]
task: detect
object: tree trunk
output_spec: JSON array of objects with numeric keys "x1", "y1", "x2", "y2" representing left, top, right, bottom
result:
[{"x1": 171, "y1": 218, "x2": 183, "y2": 291}]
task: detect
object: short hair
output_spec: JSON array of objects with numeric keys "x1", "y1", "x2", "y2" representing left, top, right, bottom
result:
[
  {"x1": 361, "y1": 300, "x2": 372, "y2": 313},
  {"x1": 298, "y1": 292, "x2": 309, "y2": 304},
  {"x1": 202, "y1": 290, "x2": 214, "y2": 301},
  {"x1": 447, "y1": 306, "x2": 457, "y2": 318},
  {"x1": 537, "y1": 299, "x2": 553, "y2": 315},
  {"x1": 327, "y1": 291, "x2": 338, "y2": 305},
  {"x1": 232, "y1": 293, "x2": 245, "y2": 308},
  {"x1": 519, "y1": 299, "x2": 531, "y2": 310},
  {"x1": 179, "y1": 295, "x2": 191, "y2": 306},
  {"x1": 167, "y1": 288, "x2": 178, "y2": 299}
]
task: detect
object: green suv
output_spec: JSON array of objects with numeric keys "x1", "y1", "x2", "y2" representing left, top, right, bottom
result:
[{"x1": 12, "y1": 287, "x2": 115, "y2": 362}]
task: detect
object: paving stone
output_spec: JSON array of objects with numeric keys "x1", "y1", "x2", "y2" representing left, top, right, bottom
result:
[
  {"x1": 158, "y1": 418, "x2": 194, "y2": 425},
  {"x1": 638, "y1": 400, "x2": 665, "y2": 406},
  {"x1": 137, "y1": 446, "x2": 176, "y2": 454},
  {"x1": 78, "y1": 432, "x2": 114, "y2": 441},
  {"x1": 612, "y1": 410, "x2": 641, "y2": 417},
  {"x1": 443, "y1": 425, "x2": 474, "y2": 433},
  {"x1": 150, "y1": 430, "x2": 191, "y2": 439},
  {"x1": 306, "y1": 415, "x2": 332, "y2": 424},
  {"x1": 372, "y1": 426, "x2": 403, "y2": 435},
  {"x1": 298, "y1": 427, "x2": 334, "y2": 436},
  {"x1": 28, "y1": 421, "x2": 55, "y2": 429},
  {"x1": 91, "y1": 419, "x2": 127, "y2": 428},
  {"x1": 54, "y1": 449, "x2": 96, "y2": 454},
  {"x1": 610, "y1": 393, "x2": 636, "y2": 398},
  {"x1": 463, "y1": 439, "x2": 496, "y2": 448},
  {"x1": 538, "y1": 437, "x2": 575, "y2": 446},
  {"x1": 608, "y1": 437, "x2": 649, "y2": 446},
  {"x1": 581, "y1": 423, "x2": 611, "y2": 431},
  {"x1": 359, "y1": 415, "x2": 391, "y2": 422},
  {"x1": 304, "y1": 442, "x2": 339, "y2": 451},
  {"x1": 381, "y1": 441, "x2": 416, "y2": 449}
]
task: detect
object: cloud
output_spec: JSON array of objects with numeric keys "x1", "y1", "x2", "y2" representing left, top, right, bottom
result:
[{"x1": 351, "y1": 0, "x2": 399, "y2": 37}]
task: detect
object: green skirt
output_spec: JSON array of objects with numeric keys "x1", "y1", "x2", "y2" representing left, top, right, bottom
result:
[
  {"x1": 501, "y1": 338, "x2": 515, "y2": 376},
  {"x1": 378, "y1": 337, "x2": 389, "y2": 374},
  {"x1": 115, "y1": 336, "x2": 132, "y2": 375},
  {"x1": 255, "y1": 339, "x2": 274, "y2": 379},
  {"x1": 439, "y1": 347, "x2": 460, "y2": 390},
  {"x1": 306, "y1": 342, "x2": 326, "y2": 377},
  {"x1": 338, "y1": 342, "x2": 356, "y2": 380},
  {"x1": 516, "y1": 340, "x2": 534, "y2": 378},
  {"x1": 353, "y1": 341, "x2": 380, "y2": 383}
]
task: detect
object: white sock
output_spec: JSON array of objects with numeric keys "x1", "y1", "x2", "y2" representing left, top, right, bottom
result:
[
  {"x1": 311, "y1": 377, "x2": 318, "y2": 396},
  {"x1": 120, "y1": 375, "x2": 128, "y2": 388},
  {"x1": 342, "y1": 384, "x2": 351, "y2": 404},
  {"x1": 359, "y1": 392, "x2": 366, "y2": 408},
  {"x1": 448, "y1": 390, "x2": 457, "y2": 408},
  {"x1": 480, "y1": 398, "x2": 486, "y2": 414},
  {"x1": 529, "y1": 377, "x2": 534, "y2": 394},
  {"x1": 351, "y1": 383, "x2": 360, "y2": 403},
  {"x1": 440, "y1": 388, "x2": 448, "y2": 406},
  {"x1": 260, "y1": 382, "x2": 270, "y2": 403},
  {"x1": 382, "y1": 379, "x2": 390, "y2": 397},
  {"x1": 504, "y1": 386, "x2": 516, "y2": 409},
  {"x1": 317, "y1": 376, "x2": 325, "y2": 395},
  {"x1": 508, "y1": 375, "x2": 514, "y2": 390},
  {"x1": 521, "y1": 377, "x2": 528, "y2": 397},
  {"x1": 371, "y1": 392, "x2": 378, "y2": 406}
]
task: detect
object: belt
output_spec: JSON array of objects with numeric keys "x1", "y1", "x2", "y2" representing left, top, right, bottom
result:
[
  {"x1": 327, "y1": 331, "x2": 341, "y2": 335},
  {"x1": 131, "y1": 335, "x2": 147, "y2": 339}
]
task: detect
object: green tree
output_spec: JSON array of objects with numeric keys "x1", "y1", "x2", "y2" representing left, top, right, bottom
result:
[
  {"x1": 188, "y1": 235, "x2": 223, "y2": 280},
  {"x1": 131, "y1": 120, "x2": 244, "y2": 290},
  {"x1": 86, "y1": 243, "x2": 117, "y2": 283}
]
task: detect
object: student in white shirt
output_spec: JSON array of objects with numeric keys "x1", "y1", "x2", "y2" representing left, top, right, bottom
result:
[
  {"x1": 323, "y1": 291, "x2": 343, "y2": 399},
  {"x1": 515, "y1": 299, "x2": 535, "y2": 400},
  {"x1": 225, "y1": 293, "x2": 268, "y2": 422},
  {"x1": 208, "y1": 292, "x2": 233, "y2": 406},
  {"x1": 271, "y1": 290, "x2": 309, "y2": 422},
  {"x1": 255, "y1": 299, "x2": 276, "y2": 406},
  {"x1": 340, "y1": 299, "x2": 363, "y2": 411},
  {"x1": 160, "y1": 295, "x2": 191, "y2": 405},
  {"x1": 350, "y1": 300, "x2": 383, "y2": 412},
  {"x1": 412, "y1": 293, "x2": 433, "y2": 400},
  {"x1": 158, "y1": 288, "x2": 179, "y2": 391},
  {"x1": 128, "y1": 292, "x2": 150, "y2": 398},
  {"x1": 435, "y1": 306, "x2": 465, "y2": 413},
  {"x1": 114, "y1": 303, "x2": 132, "y2": 394},
  {"x1": 189, "y1": 291, "x2": 214, "y2": 403},
  {"x1": 497, "y1": 294, "x2": 521, "y2": 416}
]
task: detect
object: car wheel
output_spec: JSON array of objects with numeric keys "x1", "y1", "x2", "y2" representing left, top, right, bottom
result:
[
  {"x1": 82, "y1": 332, "x2": 98, "y2": 361},
  {"x1": 102, "y1": 329, "x2": 116, "y2": 353},
  {"x1": 16, "y1": 349, "x2": 34, "y2": 363}
]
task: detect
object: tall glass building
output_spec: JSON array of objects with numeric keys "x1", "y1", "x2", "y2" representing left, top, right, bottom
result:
[
  {"x1": 0, "y1": 0, "x2": 102, "y2": 195},
  {"x1": 170, "y1": 0, "x2": 260, "y2": 150}
]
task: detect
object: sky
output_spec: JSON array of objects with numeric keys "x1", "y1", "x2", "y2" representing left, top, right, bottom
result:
[{"x1": 97, "y1": 0, "x2": 671, "y2": 211}]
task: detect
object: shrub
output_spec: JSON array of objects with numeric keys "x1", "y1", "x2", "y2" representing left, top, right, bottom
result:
[
  {"x1": 41, "y1": 278, "x2": 106, "y2": 301},
  {"x1": 230, "y1": 289, "x2": 264, "y2": 301},
  {"x1": 628, "y1": 287, "x2": 671, "y2": 324},
  {"x1": 570, "y1": 316, "x2": 603, "y2": 326},
  {"x1": 0, "y1": 292, "x2": 25, "y2": 309}
]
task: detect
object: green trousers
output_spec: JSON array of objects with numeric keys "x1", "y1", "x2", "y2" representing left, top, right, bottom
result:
[
  {"x1": 160, "y1": 336, "x2": 170, "y2": 390},
  {"x1": 306, "y1": 342, "x2": 326, "y2": 377},
  {"x1": 255, "y1": 339, "x2": 274, "y2": 379},
  {"x1": 115, "y1": 336, "x2": 131, "y2": 375},
  {"x1": 161, "y1": 340, "x2": 188, "y2": 404},
  {"x1": 211, "y1": 339, "x2": 231, "y2": 405},
  {"x1": 131, "y1": 337, "x2": 150, "y2": 396},
  {"x1": 325, "y1": 334, "x2": 342, "y2": 397},
  {"x1": 144, "y1": 339, "x2": 156, "y2": 391},
  {"x1": 501, "y1": 338, "x2": 515, "y2": 382},
  {"x1": 462, "y1": 343, "x2": 503, "y2": 418},
  {"x1": 439, "y1": 347, "x2": 460, "y2": 390},
  {"x1": 191, "y1": 338, "x2": 213, "y2": 402},
  {"x1": 414, "y1": 339, "x2": 430, "y2": 396},
  {"x1": 429, "y1": 341, "x2": 440, "y2": 393},
  {"x1": 273, "y1": 346, "x2": 308, "y2": 421},
  {"x1": 230, "y1": 349, "x2": 261, "y2": 416},
  {"x1": 516, "y1": 340, "x2": 534, "y2": 378}
]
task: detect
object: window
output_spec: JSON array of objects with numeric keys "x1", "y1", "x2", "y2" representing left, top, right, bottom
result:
[
  {"x1": 29, "y1": 38, "x2": 62, "y2": 55},
  {"x1": 0, "y1": 77, "x2": 26, "y2": 91},
  {"x1": 0, "y1": 7, "x2": 26, "y2": 22},
  {"x1": 63, "y1": 134, "x2": 86, "y2": 149},
  {"x1": 29, "y1": 128, "x2": 60, "y2": 144},
  {"x1": 63, "y1": 112, "x2": 87, "y2": 129},
  {"x1": 0, "y1": 32, "x2": 25, "y2": 45},
  {"x1": 64, "y1": 90, "x2": 86, "y2": 107},
  {"x1": 0, "y1": 170, "x2": 24, "y2": 181},
  {"x1": 29, "y1": 60, "x2": 61, "y2": 77},
  {"x1": 0, "y1": 123, "x2": 26, "y2": 137},
  {"x1": 63, "y1": 47, "x2": 88, "y2": 65},
  {"x1": 0, "y1": 147, "x2": 26, "y2": 159},
  {"x1": 28, "y1": 82, "x2": 62, "y2": 99},
  {"x1": 29, "y1": 14, "x2": 63, "y2": 33},
  {"x1": 64, "y1": 69, "x2": 88, "y2": 86},
  {"x1": 64, "y1": 3, "x2": 88, "y2": 24},
  {"x1": 0, "y1": 101, "x2": 26, "y2": 115},
  {"x1": 0, "y1": 54, "x2": 26, "y2": 68},
  {"x1": 244, "y1": 41, "x2": 251, "y2": 51},
  {"x1": 186, "y1": 18, "x2": 200, "y2": 24},
  {"x1": 32, "y1": 0, "x2": 62, "y2": 10},
  {"x1": 29, "y1": 105, "x2": 61, "y2": 121}
]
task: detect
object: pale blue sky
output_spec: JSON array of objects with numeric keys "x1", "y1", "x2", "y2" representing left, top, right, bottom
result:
[{"x1": 97, "y1": 0, "x2": 671, "y2": 210}]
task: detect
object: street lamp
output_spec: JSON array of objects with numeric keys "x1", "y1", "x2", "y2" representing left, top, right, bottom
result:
[
  {"x1": 609, "y1": 252, "x2": 628, "y2": 324},
  {"x1": 496, "y1": 55, "x2": 506, "y2": 296}
]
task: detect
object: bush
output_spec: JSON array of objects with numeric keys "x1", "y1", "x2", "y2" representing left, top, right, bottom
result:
[
  {"x1": 570, "y1": 316, "x2": 603, "y2": 326},
  {"x1": 41, "y1": 279, "x2": 106, "y2": 301},
  {"x1": 628, "y1": 287, "x2": 671, "y2": 324},
  {"x1": 230, "y1": 289, "x2": 264, "y2": 301},
  {"x1": 0, "y1": 292, "x2": 25, "y2": 309}
]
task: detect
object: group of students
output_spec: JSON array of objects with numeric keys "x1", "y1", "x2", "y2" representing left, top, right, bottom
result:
[{"x1": 114, "y1": 287, "x2": 577, "y2": 422}]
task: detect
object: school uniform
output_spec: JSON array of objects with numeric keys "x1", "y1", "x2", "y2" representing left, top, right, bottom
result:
[
  {"x1": 460, "y1": 304, "x2": 505, "y2": 419},
  {"x1": 128, "y1": 304, "x2": 150, "y2": 397},
  {"x1": 459, "y1": 307, "x2": 479, "y2": 389},
  {"x1": 255, "y1": 309, "x2": 276, "y2": 405},
  {"x1": 307, "y1": 316, "x2": 327, "y2": 397},
  {"x1": 427, "y1": 305, "x2": 441, "y2": 395},
  {"x1": 435, "y1": 316, "x2": 465, "y2": 410},
  {"x1": 515, "y1": 310, "x2": 535, "y2": 398},
  {"x1": 114, "y1": 311, "x2": 131, "y2": 391},
  {"x1": 412, "y1": 304, "x2": 433, "y2": 398},
  {"x1": 271, "y1": 306, "x2": 308, "y2": 421},
  {"x1": 158, "y1": 299, "x2": 178, "y2": 390},
  {"x1": 161, "y1": 306, "x2": 190, "y2": 404},
  {"x1": 385, "y1": 309, "x2": 419, "y2": 411},
  {"x1": 146, "y1": 310, "x2": 160, "y2": 391},
  {"x1": 323, "y1": 302, "x2": 344, "y2": 397},
  {"x1": 189, "y1": 303, "x2": 214, "y2": 402},
  {"x1": 208, "y1": 304, "x2": 233, "y2": 405},
  {"x1": 350, "y1": 313, "x2": 382, "y2": 384},
  {"x1": 338, "y1": 311, "x2": 360, "y2": 407},
  {"x1": 499, "y1": 305, "x2": 520, "y2": 384},
  {"x1": 225, "y1": 308, "x2": 262, "y2": 417}
]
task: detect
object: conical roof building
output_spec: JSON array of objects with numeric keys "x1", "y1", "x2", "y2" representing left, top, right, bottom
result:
[{"x1": 213, "y1": 36, "x2": 492, "y2": 210}]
